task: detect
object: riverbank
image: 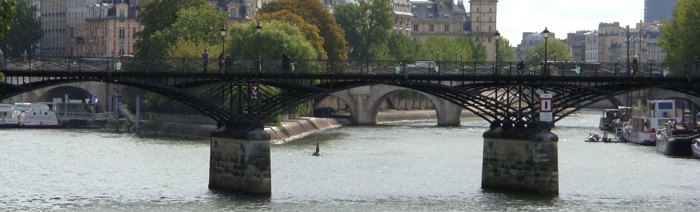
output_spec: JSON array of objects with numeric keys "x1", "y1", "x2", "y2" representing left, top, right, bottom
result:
[{"x1": 100, "y1": 109, "x2": 479, "y2": 142}]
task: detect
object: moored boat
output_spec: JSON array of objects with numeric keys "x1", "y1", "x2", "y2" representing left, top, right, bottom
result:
[
  {"x1": 656, "y1": 122, "x2": 698, "y2": 156},
  {"x1": 0, "y1": 104, "x2": 19, "y2": 126},
  {"x1": 622, "y1": 100, "x2": 681, "y2": 146},
  {"x1": 15, "y1": 103, "x2": 59, "y2": 126},
  {"x1": 692, "y1": 139, "x2": 700, "y2": 158}
]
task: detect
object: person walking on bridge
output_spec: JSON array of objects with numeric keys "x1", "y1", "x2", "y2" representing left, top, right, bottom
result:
[
  {"x1": 202, "y1": 49, "x2": 209, "y2": 73},
  {"x1": 282, "y1": 52, "x2": 292, "y2": 73}
]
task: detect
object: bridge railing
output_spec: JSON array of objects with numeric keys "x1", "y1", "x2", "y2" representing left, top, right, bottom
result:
[{"x1": 2, "y1": 57, "x2": 696, "y2": 78}]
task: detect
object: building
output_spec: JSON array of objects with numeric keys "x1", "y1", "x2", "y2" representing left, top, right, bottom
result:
[
  {"x1": 392, "y1": 0, "x2": 413, "y2": 36},
  {"x1": 596, "y1": 22, "x2": 626, "y2": 63},
  {"x1": 210, "y1": 0, "x2": 253, "y2": 25},
  {"x1": 585, "y1": 31, "x2": 598, "y2": 63},
  {"x1": 644, "y1": 0, "x2": 676, "y2": 22},
  {"x1": 76, "y1": 2, "x2": 142, "y2": 57},
  {"x1": 40, "y1": 0, "x2": 68, "y2": 56},
  {"x1": 410, "y1": 0, "x2": 498, "y2": 61},
  {"x1": 566, "y1": 30, "x2": 590, "y2": 62},
  {"x1": 514, "y1": 31, "x2": 556, "y2": 62}
]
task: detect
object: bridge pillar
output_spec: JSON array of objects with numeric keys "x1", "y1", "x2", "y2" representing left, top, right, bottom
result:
[
  {"x1": 432, "y1": 98, "x2": 462, "y2": 126},
  {"x1": 209, "y1": 128, "x2": 271, "y2": 195},
  {"x1": 335, "y1": 86, "x2": 375, "y2": 125},
  {"x1": 481, "y1": 122, "x2": 559, "y2": 194}
]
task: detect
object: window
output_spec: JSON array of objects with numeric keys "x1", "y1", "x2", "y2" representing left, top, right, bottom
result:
[
  {"x1": 444, "y1": 24, "x2": 449, "y2": 32},
  {"x1": 119, "y1": 26, "x2": 125, "y2": 39},
  {"x1": 119, "y1": 9, "x2": 124, "y2": 18},
  {"x1": 119, "y1": 42, "x2": 125, "y2": 55},
  {"x1": 429, "y1": 24, "x2": 433, "y2": 32},
  {"x1": 132, "y1": 26, "x2": 136, "y2": 37},
  {"x1": 413, "y1": 24, "x2": 418, "y2": 31}
]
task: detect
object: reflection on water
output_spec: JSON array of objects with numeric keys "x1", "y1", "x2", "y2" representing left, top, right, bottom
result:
[{"x1": 1, "y1": 109, "x2": 700, "y2": 211}]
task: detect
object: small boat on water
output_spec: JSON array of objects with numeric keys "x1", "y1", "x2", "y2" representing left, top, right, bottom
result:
[
  {"x1": 656, "y1": 122, "x2": 698, "y2": 156},
  {"x1": 585, "y1": 133, "x2": 601, "y2": 142},
  {"x1": 0, "y1": 104, "x2": 19, "y2": 126},
  {"x1": 692, "y1": 139, "x2": 700, "y2": 158},
  {"x1": 599, "y1": 108, "x2": 622, "y2": 131},
  {"x1": 622, "y1": 100, "x2": 681, "y2": 146}
]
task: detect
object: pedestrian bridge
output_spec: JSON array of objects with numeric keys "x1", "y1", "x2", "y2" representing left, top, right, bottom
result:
[{"x1": 2, "y1": 56, "x2": 699, "y2": 196}]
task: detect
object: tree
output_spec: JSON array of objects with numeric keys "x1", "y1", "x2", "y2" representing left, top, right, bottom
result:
[
  {"x1": 525, "y1": 38, "x2": 572, "y2": 64},
  {"x1": 227, "y1": 21, "x2": 318, "y2": 61},
  {"x1": 0, "y1": 0, "x2": 16, "y2": 40},
  {"x1": 659, "y1": 0, "x2": 700, "y2": 64},
  {"x1": 256, "y1": 10, "x2": 327, "y2": 59},
  {"x1": 145, "y1": 4, "x2": 227, "y2": 57},
  {"x1": 496, "y1": 38, "x2": 516, "y2": 63},
  {"x1": 134, "y1": 0, "x2": 209, "y2": 57},
  {"x1": 0, "y1": 0, "x2": 42, "y2": 57},
  {"x1": 333, "y1": 0, "x2": 393, "y2": 60},
  {"x1": 258, "y1": 0, "x2": 347, "y2": 60}
]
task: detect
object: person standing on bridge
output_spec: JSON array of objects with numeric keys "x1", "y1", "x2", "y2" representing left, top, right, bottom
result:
[
  {"x1": 202, "y1": 49, "x2": 209, "y2": 73},
  {"x1": 632, "y1": 56, "x2": 639, "y2": 77},
  {"x1": 225, "y1": 54, "x2": 233, "y2": 73},
  {"x1": 218, "y1": 53, "x2": 225, "y2": 73}
]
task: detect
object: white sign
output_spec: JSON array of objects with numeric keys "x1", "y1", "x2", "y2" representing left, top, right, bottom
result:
[
  {"x1": 540, "y1": 93, "x2": 553, "y2": 122},
  {"x1": 53, "y1": 98, "x2": 63, "y2": 103}
]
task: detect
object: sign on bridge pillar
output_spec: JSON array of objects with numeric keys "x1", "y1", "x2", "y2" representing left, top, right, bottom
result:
[{"x1": 539, "y1": 93, "x2": 553, "y2": 122}]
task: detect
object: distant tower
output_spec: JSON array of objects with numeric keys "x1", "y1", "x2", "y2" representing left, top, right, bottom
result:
[
  {"x1": 644, "y1": 0, "x2": 677, "y2": 22},
  {"x1": 469, "y1": 0, "x2": 498, "y2": 61}
]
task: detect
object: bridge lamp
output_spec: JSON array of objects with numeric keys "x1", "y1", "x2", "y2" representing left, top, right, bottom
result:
[
  {"x1": 256, "y1": 23, "x2": 262, "y2": 57},
  {"x1": 220, "y1": 27, "x2": 227, "y2": 55},
  {"x1": 542, "y1": 27, "x2": 550, "y2": 76},
  {"x1": 495, "y1": 31, "x2": 500, "y2": 71}
]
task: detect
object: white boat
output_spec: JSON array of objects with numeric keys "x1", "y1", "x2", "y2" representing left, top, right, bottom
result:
[
  {"x1": 622, "y1": 100, "x2": 681, "y2": 146},
  {"x1": 15, "y1": 103, "x2": 59, "y2": 126},
  {"x1": 0, "y1": 104, "x2": 19, "y2": 125}
]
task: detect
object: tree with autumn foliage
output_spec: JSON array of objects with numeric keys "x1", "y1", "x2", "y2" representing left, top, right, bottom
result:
[
  {"x1": 256, "y1": 10, "x2": 327, "y2": 59},
  {"x1": 257, "y1": 0, "x2": 347, "y2": 60}
]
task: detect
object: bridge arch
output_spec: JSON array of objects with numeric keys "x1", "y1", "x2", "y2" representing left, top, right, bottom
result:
[{"x1": 329, "y1": 84, "x2": 463, "y2": 126}]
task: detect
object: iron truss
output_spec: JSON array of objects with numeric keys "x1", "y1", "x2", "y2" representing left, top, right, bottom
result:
[{"x1": 1, "y1": 57, "x2": 698, "y2": 132}]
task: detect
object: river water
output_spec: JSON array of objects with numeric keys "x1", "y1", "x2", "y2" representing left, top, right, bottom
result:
[{"x1": 1, "y1": 109, "x2": 699, "y2": 211}]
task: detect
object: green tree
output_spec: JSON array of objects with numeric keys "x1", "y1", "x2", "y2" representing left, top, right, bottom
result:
[
  {"x1": 256, "y1": 10, "x2": 327, "y2": 59},
  {"x1": 0, "y1": 0, "x2": 42, "y2": 57},
  {"x1": 134, "y1": 0, "x2": 209, "y2": 57},
  {"x1": 496, "y1": 38, "x2": 516, "y2": 63},
  {"x1": 0, "y1": 0, "x2": 16, "y2": 40},
  {"x1": 420, "y1": 36, "x2": 484, "y2": 61},
  {"x1": 333, "y1": 0, "x2": 393, "y2": 60},
  {"x1": 525, "y1": 39, "x2": 572, "y2": 64},
  {"x1": 145, "y1": 4, "x2": 227, "y2": 57},
  {"x1": 659, "y1": 0, "x2": 700, "y2": 64},
  {"x1": 258, "y1": 0, "x2": 347, "y2": 60},
  {"x1": 227, "y1": 21, "x2": 318, "y2": 60}
]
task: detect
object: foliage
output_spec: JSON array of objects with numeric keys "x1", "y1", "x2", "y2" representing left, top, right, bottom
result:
[
  {"x1": 227, "y1": 21, "x2": 318, "y2": 61},
  {"x1": 143, "y1": 4, "x2": 227, "y2": 58},
  {"x1": 256, "y1": 10, "x2": 327, "y2": 59},
  {"x1": 166, "y1": 38, "x2": 221, "y2": 58},
  {"x1": 333, "y1": 0, "x2": 393, "y2": 60},
  {"x1": 421, "y1": 36, "x2": 485, "y2": 61},
  {"x1": 379, "y1": 31, "x2": 419, "y2": 60},
  {"x1": 524, "y1": 38, "x2": 572, "y2": 64},
  {"x1": 0, "y1": 0, "x2": 42, "y2": 57},
  {"x1": 0, "y1": 0, "x2": 16, "y2": 40},
  {"x1": 258, "y1": 0, "x2": 347, "y2": 60},
  {"x1": 496, "y1": 37, "x2": 516, "y2": 63},
  {"x1": 659, "y1": 0, "x2": 700, "y2": 64},
  {"x1": 134, "y1": 0, "x2": 209, "y2": 58}
]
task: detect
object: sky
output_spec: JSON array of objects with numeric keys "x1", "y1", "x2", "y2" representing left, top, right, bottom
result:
[{"x1": 495, "y1": 0, "x2": 645, "y2": 45}]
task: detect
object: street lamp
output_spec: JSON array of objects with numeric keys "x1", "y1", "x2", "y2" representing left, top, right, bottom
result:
[
  {"x1": 220, "y1": 26, "x2": 227, "y2": 54},
  {"x1": 495, "y1": 31, "x2": 500, "y2": 74},
  {"x1": 255, "y1": 22, "x2": 262, "y2": 129},
  {"x1": 256, "y1": 23, "x2": 262, "y2": 64},
  {"x1": 542, "y1": 27, "x2": 550, "y2": 76}
]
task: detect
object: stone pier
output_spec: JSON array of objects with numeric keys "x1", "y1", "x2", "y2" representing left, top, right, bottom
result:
[
  {"x1": 209, "y1": 128, "x2": 271, "y2": 195},
  {"x1": 481, "y1": 122, "x2": 559, "y2": 194}
]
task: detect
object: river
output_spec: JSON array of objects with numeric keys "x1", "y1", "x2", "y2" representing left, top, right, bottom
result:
[{"x1": 1, "y1": 109, "x2": 699, "y2": 211}]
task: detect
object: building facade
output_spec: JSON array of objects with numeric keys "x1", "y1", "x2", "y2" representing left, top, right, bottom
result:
[
  {"x1": 566, "y1": 30, "x2": 590, "y2": 62},
  {"x1": 585, "y1": 31, "x2": 598, "y2": 63},
  {"x1": 644, "y1": 0, "x2": 676, "y2": 22},
  {"x1": 77, "y1": 2, "x2": 142, "y2": 57},
  {"x1": 40, "y1": 0, "x2": 67, "y2": 56}
]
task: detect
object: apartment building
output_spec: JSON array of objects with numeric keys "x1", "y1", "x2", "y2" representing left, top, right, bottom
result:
[
  {"x1": 40, "y1": 0, "x2": 67, "y2": 56},
  {"x1": 566, "y1": 30, "x2": 590, "y2": 62},
  {"x1": 585, "y1": 31, "x2": 598, "y2": 63}
]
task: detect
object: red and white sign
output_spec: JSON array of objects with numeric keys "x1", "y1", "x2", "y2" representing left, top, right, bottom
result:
[{"x1": 540, "y1": 93, "x2": 553, "y2": 121}]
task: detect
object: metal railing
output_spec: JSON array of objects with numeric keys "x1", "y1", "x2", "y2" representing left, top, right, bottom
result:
[{"x1": 1, "y1": 56, "x2": 696, "y2": 78}]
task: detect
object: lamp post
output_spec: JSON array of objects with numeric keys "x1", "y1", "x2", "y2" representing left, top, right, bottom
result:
[
  {"x1": 542, "y1": 27, "x2": 550, "y2": 77},
  {"x1": 220, "y1": 26, "x2": 227, "y2": 55},
  {"x1": 495, "y1": 31, "x2": 500, "y2": 74},
  {"x1": 255, "y1": 23, "x2": 262, "y2": 129}
]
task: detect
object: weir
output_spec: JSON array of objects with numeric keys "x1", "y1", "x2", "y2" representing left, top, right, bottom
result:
[
  {"x1": 209, "y1": 128, "x2": 271, "y2": 195},
  {"x1": 481, "y1": 122, "x2": 559, "y2": 194}
]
